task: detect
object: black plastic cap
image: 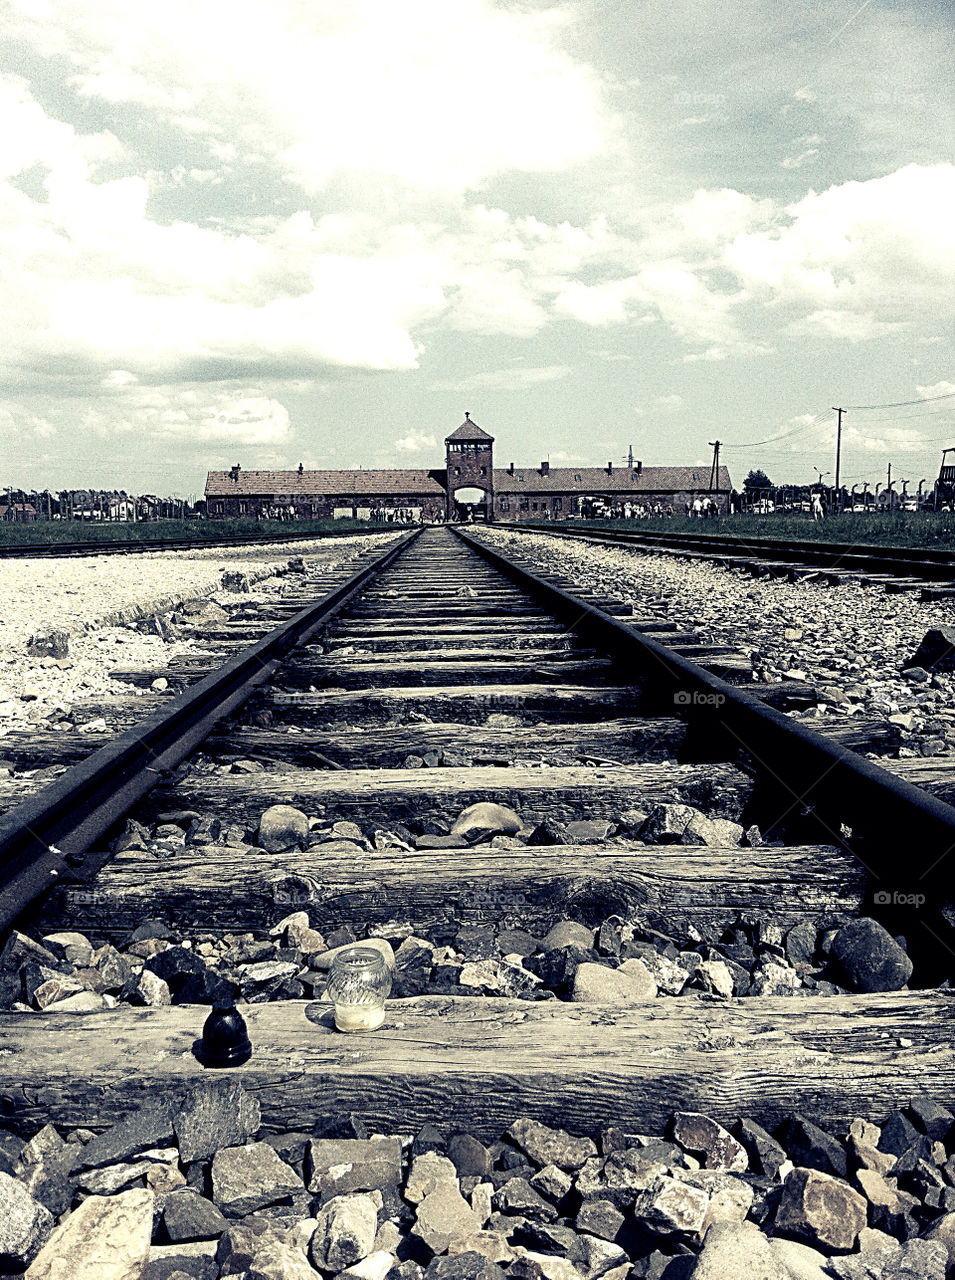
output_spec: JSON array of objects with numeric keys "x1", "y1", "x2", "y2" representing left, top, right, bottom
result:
[{"x1": 195, "y1": 1003, "x2": 252, "y2": 1068}]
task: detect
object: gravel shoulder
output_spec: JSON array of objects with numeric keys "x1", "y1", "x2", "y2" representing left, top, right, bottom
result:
[
  {"x1": 479, "y1": 528, "x2": 955, "y2": 759},
  {"x1": 0, "y1": 533, "x2": 398, "y2": 729}
]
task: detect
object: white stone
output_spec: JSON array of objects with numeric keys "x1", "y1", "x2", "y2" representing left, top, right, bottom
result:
[{"x1": 25, "y1": 1188, "x2": 154, "y2": 1280}]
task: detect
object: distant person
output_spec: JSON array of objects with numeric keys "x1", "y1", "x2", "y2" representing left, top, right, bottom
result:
[{"x1": 812, "y1": 492, "x2": 824, "y2": 521}]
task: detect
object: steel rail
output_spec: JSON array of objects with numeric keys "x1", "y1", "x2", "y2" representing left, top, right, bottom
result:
[
  {"x1": 457, "y1": 527, "x2": 955, "y2": 977},
  {"x1": 0, "y1": 530, "x2": 419, "y2": 932},
  {"x1": 519, "y1": 523, "x2": 955, "y2": 581},
  {"x1": 0, "y1": 525, "x2": 399, "y2": 560}
]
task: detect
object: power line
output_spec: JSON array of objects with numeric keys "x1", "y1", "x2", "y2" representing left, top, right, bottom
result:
[
  {"x1": 721, "y1": 410, "x2": 830, "y2": 450},
  {"x1": 843, "y1": 389, "x2": 955, "y2": 410}
]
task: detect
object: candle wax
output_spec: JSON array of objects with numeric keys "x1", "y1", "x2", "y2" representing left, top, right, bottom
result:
[{"x1": 334, "y1": 1004, "x2": 385, "y2": 1032}]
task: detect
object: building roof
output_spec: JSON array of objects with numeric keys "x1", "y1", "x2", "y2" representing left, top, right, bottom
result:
[
  {"x1": 445, "y1": 413, "x2": 494, "y2": 444},
  {"x1": 205, "y1": 468, "x2": 448, "y2": 499},
  {"x1": 494, "y1": 465, "x2": 733, "y2": 494}
]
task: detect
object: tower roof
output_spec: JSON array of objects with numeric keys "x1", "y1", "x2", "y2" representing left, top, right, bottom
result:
[{"x1": 445, "y1": 412, "x2": 494, "y2": 444}]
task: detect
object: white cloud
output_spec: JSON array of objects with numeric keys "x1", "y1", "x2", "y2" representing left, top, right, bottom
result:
[
  {"x1": 432, "y1": 365, "x2": 571, "y2": 391},
  {"x1": 916, "y1": 381, "x2": 955, "y2": 399},
  {"x1": 781, "y1": 148, "x2": 819, "y2": 170},
  {"x1": 394, "y1": 431, "x2": 437, "y2": 453},
  {"x1": 554, "y1": 280, "x2": 638, "y2": 326},
  {"x1": 5, "y1": 0, "x2": 615, "y2": 194},
  {"x1": 653, "y1": 394, "x2": 683, "y2": 409}
]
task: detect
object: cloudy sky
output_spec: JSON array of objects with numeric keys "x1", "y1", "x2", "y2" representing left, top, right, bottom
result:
[{"x1": 2, "y1": 0, "x2": 952, "y2": 496}]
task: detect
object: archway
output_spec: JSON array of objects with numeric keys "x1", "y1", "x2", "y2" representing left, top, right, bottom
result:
[{"x1": 451, "y1": 485, "x2": 488, "y2": 522}]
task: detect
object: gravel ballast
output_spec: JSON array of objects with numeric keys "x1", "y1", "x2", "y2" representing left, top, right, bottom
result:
[
  {"x1": 4, "y1": 1082, "x2": 955, "y2": 1278},
  {"x1": 477, "y1": 529, "x2": 955, "y2": 760},
  {"x1": 0, "y1": 534, "x2": 398, "y2": 730}
]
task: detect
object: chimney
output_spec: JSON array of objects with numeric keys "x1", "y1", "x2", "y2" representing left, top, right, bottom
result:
[
  {"x1": 508, "y1": 462, "x2": 514, "y2": 475},
  {"x1": 607, "y1": 461, "x2": 613, "y2": 475},
  {"x1": 636, "y1": 460, "x2": 642, "y2": 476},
  {"x1": 230, "y1": 464, "x2": 241, "y2": 483},
  {"x1": 298, "y1": 462, "x2": 304, "y2": 475},
  {"x1": 541, "y1": 461, "x2": 549, "y2": 476}
]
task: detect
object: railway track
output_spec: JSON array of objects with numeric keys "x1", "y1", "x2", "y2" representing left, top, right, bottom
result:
[
  {"x1": 523, "y1": 522, "x2": 955, "y2": 598},
  {"x1": 3, "y1": 525, "x2": 955, "y2": 1272}
]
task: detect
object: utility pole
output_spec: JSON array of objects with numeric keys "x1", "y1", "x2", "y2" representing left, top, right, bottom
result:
[
  {"x1": 832, "y1": 407, "x2": 845, "y2": 501},
  {"x1": 708, "y1": 440, "x2": 721, "y2": 493}
]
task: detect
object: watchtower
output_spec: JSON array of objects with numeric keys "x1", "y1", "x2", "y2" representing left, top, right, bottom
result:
[{"x1": 445, "y1": 413, "x2": 495, "y2": 521}]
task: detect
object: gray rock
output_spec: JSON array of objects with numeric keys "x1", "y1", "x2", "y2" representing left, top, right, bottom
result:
[
  {"x1": 541, "y1": 921, "x2": 595, "y2": 951},
  {"x1": 215, "y1": 1217, "x2": 289, "y2": 1272},
  {"x1": 305, "y1": 1137, "x2": 402, "y2": 1198},
  {"x1": 693, "y1": 959, "x2": 735, "y2": 997},
  {"x1": 829, "y1": 917, "x2": 913, "y2": 992},
  {"x1": 451, "y1": 803, "x2": 522, "y2": 841},
  {"x1": 492, "y1": 1177, "x2": 558, "y2": 1222},
  {"x1": 425, "y1": 1252, "x2": 508, "y2": 1280},
  {"x1": 124, "y1": 968, "x2": 172, "y2": 1006},
  {"x1": 144, "y1": 1238, "x2": 220, "y2": 1279},
  {"x1": 680, "y1": 815, "x2": 744, "y2": 847},
  {"x1": 25, "y1": 1187, "x2": 154, "y2": 1280},
  {"x1": 309, "y1": 1192, "x2": 379, "y2": 1271},
  {"x1": 632, "y1": 1173, "x2": 709, "y2": 1238},
  {"x1": 638, "y1": 804, "x2": 698, "y2": 844},
  {"x1": 406, "y1": 1151, "x2": 459, "y2": 1204},
  {"x1": 905, "y1": 628, "x2": 955, "y2": 672},
  {"x1": 784, "y1": 923, "x2": 817, "y2": 966},
  {"x1": 412, "y1": 1184, "x2": 483, "y2": 1254},
  {"x1": 0, "y1": 1170, "x2": 53, "y2": 1268},
  {"x1": 77, "y1": 1159, "x2": 159, "y2": 1195},
  {"x1": 78, "y1": 1101, "x2": 176, "y2": 1169},
  {"x1": 563, "y1": 820, "x2": 613, "y2": 844},
  {"x1": 732, "y1": 1119, "x2": 787, "y2": 1180},
  {"x1": 41, "y1": 931, "x2": 94, "y2": 967},
  {"x1": 575, "y1": 1234, "x2": 629, "y2": 1280},
  {"x1": 670, "y1": 1113, "x2": 748, "y2": 1173},
  {"x1": 765, "y1": 1238, "x2": 829, "y2": 1280},
  {"x1": 775, "y1": 1115, "x2": 846, "y2": 1179},
  {"x1": 211, "y1": 1142, "x2": 304, "y2": 1216},
  {"x1": 592, "y1": 1150, "x2": 667, "y2": 1208},
  {"x1": 689, "y1": 1221, "x2": 790, "y2": 1278},
  {"x1": 530, "y1": 1164, "x2": 572, "y2": 1205},
  {"x1": 257, "y1": 804, "x2": 310, "y2": 851},
  {"x1": 572, "y1": 961, "x2": 656, "y2": 1003},
  {"x1": 749, "y1": 960, "x2": 800, "y2": 996},
  {"x1": 827, "y1": 1236, "x2": 947, "y2": 1279},
  {"x1": 637, "y1": 950, "x2": 692, "y2": 995},
  {"x1": 162, "y1": 1190, "x2": 229, "y2": 1242},
  {"x1": 774, "y1": 1167, "x2": 866, "y2": 1252},
  {"x1": 575, "y1": 1198, "x2": 625, "y2": 1241},
  {"x1": 448, "y1": 1134, "x2": 491, "y2": 1179},
  {"x1": 507, "y1": 1119, "x2": 598, "y2": 1171},
  {"x1": 174, "y1": 1080, "x2": 260, "y2": 1163}
]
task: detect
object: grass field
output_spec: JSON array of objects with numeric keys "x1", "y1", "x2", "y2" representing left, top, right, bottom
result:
[
  {"x1": 527, "y1": 511, "x2": 955, "y2": 551},
  {"x1": 0, "y1": 516, "x2": 381, "y2": 546}
]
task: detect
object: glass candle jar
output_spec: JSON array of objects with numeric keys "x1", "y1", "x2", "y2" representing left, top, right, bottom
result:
[{"x1": 326, "y1": 946, "x2": 392, "y2": 1032}]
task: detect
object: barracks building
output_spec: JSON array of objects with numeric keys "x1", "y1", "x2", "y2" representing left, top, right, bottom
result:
[{"x1": 204, "y1": 415, "x2": 733, "y2": 523}]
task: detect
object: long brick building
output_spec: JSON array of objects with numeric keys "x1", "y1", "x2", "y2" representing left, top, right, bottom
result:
[{"x1": 204, "y1": 415, "x2": 733, "y2": 522}]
